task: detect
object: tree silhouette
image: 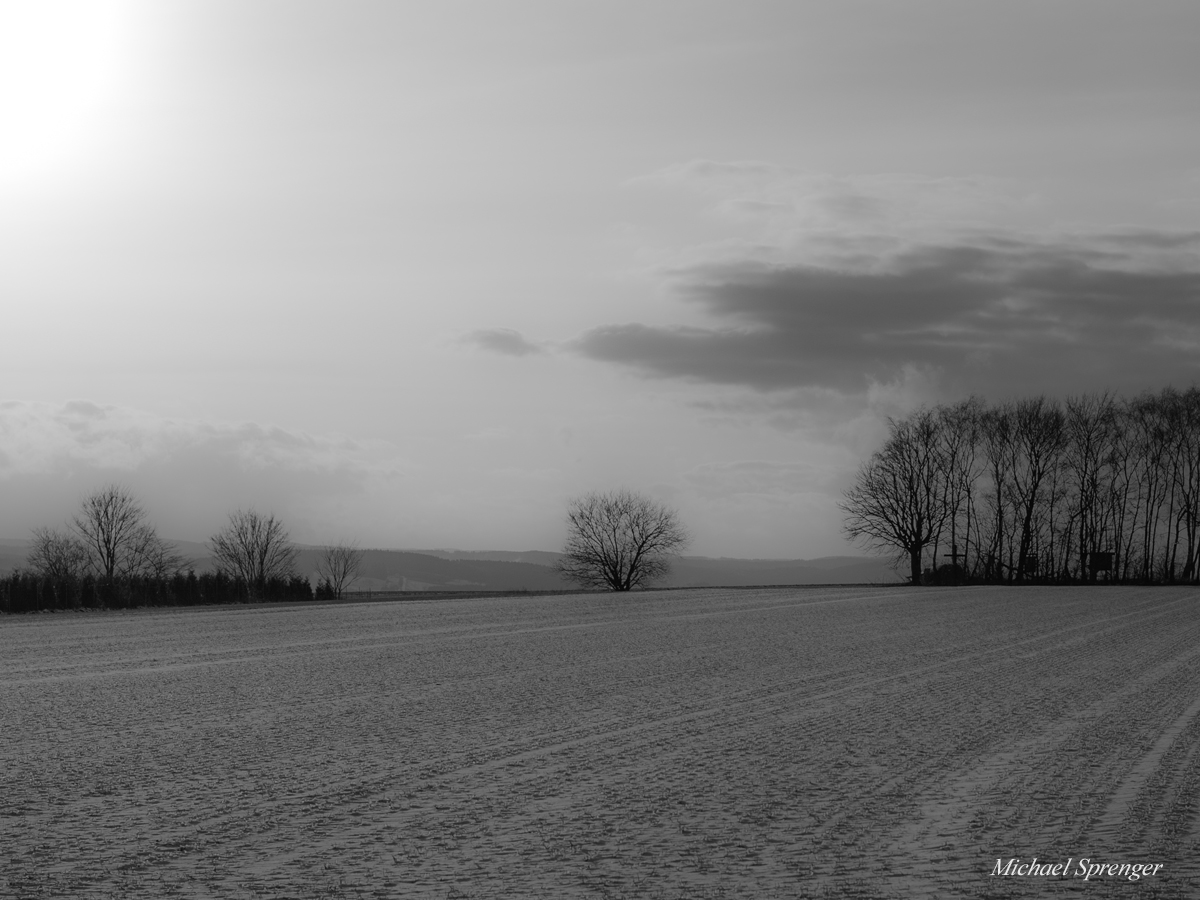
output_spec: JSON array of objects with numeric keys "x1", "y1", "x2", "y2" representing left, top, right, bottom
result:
[
  {"x1": 841, "y1": 409, "x2": 950, "y2": 585},
  {"x1": 316, "y1": 541, "x2": 364, "y2": 600},
  {"x1": 71, "y1": 485, "x2": 184, "y2": 579},
  {"x1": 557, "y1": 490, "x2": 689, "y2": 591},
  {"x1": 209, "y1": 510, "x2": 298, "y2": 599}
]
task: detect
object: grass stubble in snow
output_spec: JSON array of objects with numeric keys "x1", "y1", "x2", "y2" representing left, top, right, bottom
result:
[{"x1": 1, "y1": 586, "x2": 1198, "y2": 898}]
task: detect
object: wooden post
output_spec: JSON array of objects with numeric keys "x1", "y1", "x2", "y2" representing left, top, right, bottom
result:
[{"x1": 942, "y1": 543, "x2": 960, "y2": 584}]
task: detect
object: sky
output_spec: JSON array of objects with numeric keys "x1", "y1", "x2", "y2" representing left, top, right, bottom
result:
[{"x1": 2, "y1": 0, "x2": 1199, "y2": 558}]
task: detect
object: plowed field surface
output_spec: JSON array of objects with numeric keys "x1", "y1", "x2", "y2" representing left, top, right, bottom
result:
[{"x1": 2, "y1": 587, "x2": 1199, "y2": 898}]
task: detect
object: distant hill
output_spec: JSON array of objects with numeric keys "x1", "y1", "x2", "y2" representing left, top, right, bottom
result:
[
  {"x1": 0, "y1": 537, "x2": 900, "y2": 589},
  {"x1": 302, "y1": 548, "x2": 572, "y2": 592},
  {"x1": 411, "y1": 549, "x2": 901, "y2": 588}
]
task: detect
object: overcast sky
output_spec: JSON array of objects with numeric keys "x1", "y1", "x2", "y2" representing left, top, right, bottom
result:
[{"x1": 2, "y1": 0, "x2": 1199, "y2": 558}]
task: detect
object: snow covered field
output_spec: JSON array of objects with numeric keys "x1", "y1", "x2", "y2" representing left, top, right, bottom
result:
[{"x1": 2, "y1": 586, "x2": 1199, "y2": 898}]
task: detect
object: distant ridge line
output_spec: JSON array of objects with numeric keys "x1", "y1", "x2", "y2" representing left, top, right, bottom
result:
[{"x1": 339, "y1": 583, "x2": 906, "y2": 602}]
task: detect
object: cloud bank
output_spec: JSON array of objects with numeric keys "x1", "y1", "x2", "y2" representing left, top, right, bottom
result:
[
  {"x1": 580, "y1": 163, "x2": 1200, "y2": 404},
  {"x1": 577, "y1": 234, "x2": 1200, "y2": 398}
]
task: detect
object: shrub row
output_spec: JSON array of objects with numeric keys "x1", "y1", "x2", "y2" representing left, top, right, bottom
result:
[{"x1": 0, "y1": 571, "x2": 315, "y2": 614}]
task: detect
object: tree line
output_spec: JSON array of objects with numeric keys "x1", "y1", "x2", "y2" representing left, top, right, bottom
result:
[
  {"x1": 842, "y1": 387, "x2": 1200, "y2": 585},
  {"x1": 31, "y1": 385, "x2": 1197, "y2": 611},
  {"x1": 2, "y1": 485, "x2": 365, "y2": 613},
  {"x1": 2, "y1": 482, "x2": 694, "y2": 612}
]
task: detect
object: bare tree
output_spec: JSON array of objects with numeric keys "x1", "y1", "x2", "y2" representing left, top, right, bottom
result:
[
  {"x1": 71, "y1": 484, "x2": 183, "y2": 579},
  {"x1": 1008, "y1": 397, "x2": 1066, "y2": 582},
  {"x1": 1164, "y1": 387, "x2": 1200, "y2": 582},
  {"x1": 27, "y1": 527, "x2": 90, "y2": 579},
  {"x1": 932, "y1": 398, "x2": 984, "y2": 580},
  {"x1": 841, "y1": 408, "x2": 950, "y2": 585},
  {"x1": 136, "y1": 531, "x2": 191, "y2": 579},
  {"x1": 316, "y1": 541, "x2": 364, "y2": 600},
  {"x1": 557, "y1": 490, "x2": 689, "y2": 591},
  {"x1": 978, "y1": 403, "x2": 1016, "y2": 581},
  {"x1": 1064, "y1": 393, "x2": 1119, "y2": 581},
  {"x1": 209, "y1": 510, "x2": 298, "y2": 597}
]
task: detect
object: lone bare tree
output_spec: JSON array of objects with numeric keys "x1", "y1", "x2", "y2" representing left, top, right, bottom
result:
[
  {"x1": 71, "y1": 484, "x2": 184, "y2": 579},
  {"x1": 557, "y1": 489, "x2": 689, "y2": 591},
  {"x1": 841, "y1": 409, "x2": 950, "y2": 585},
  {"x1": 209, "y1": 510, "x2": 298, "y2": 597},
  {"x1": 316, "y1": 541, "x2": 365, "y2": 600},
  {"x1": 27, "y1": 527, "x2": 90, "y2": 579}
]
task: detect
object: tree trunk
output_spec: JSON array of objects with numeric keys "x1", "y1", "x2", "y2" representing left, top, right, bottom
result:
[{"x1": 909, "y1": 545, "x2": 923, "y2": 585}]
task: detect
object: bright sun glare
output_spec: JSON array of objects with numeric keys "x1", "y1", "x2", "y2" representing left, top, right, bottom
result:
[{"x1": 0, "y1": 0, "x2": 131, "y2": 188}]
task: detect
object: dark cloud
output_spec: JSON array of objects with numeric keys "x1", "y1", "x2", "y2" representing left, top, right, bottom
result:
[
  {"x1": 576, "y1": 234, "x2": 1200, "y2": 398},
  {"x1": 467, "y1": 328, "x2": 544, "y2": 357},
  {"x1": 1097, "y1": 229, "x2": 1200, "y2": 250}
]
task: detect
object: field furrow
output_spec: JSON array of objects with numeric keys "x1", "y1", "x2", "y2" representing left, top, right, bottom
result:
[{"x1": 2, "y1": 586, "x2": 1198, "y2": 898}]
